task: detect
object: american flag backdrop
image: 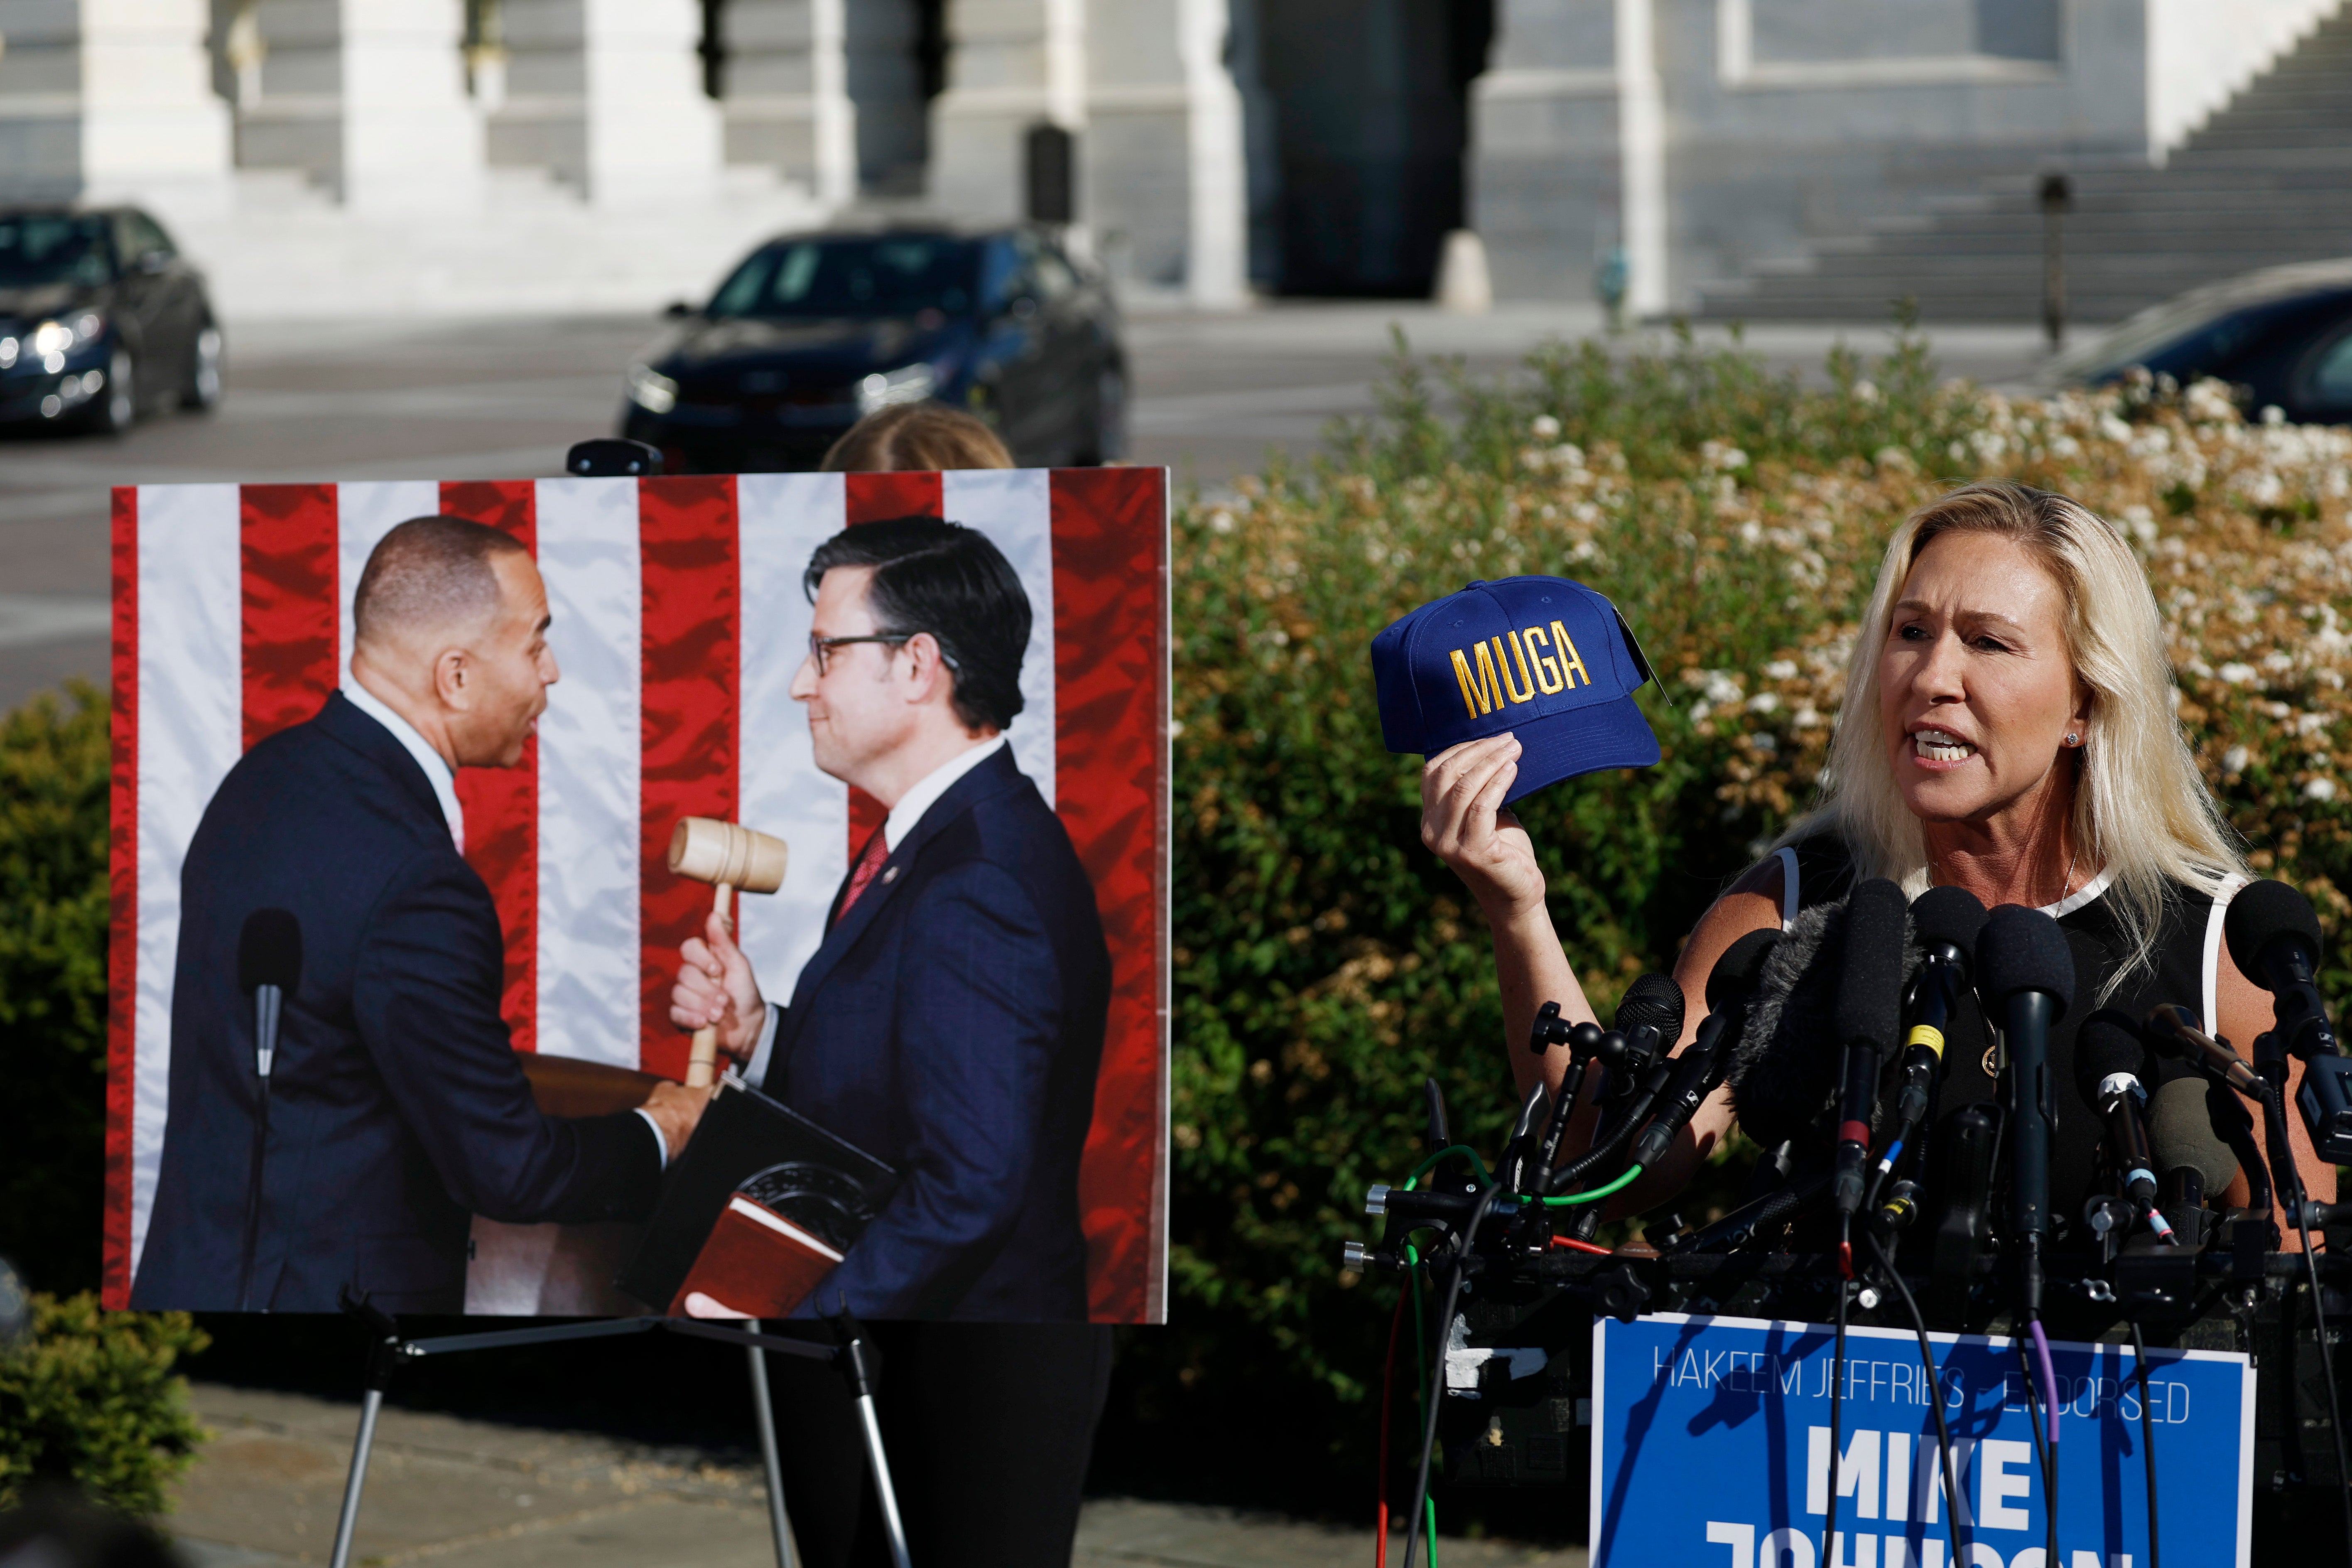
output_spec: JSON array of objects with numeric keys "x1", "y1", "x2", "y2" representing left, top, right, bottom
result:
[{"x1": 103, "y1": 467, "x2": 1170, "y2": 1322}]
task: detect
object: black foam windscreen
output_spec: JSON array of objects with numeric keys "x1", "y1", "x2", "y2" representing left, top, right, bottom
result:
[
  {"x1": 1614, "y1": 971, "x2": 1686, "y2": 1043},
  {"x1": 1833, "y1": 878, "x2": 1908, "y2": 1050},
  {"x1": 2073, "y1": 1009, "x2": 2151, "y2": 1108},
  {"x1": 1910, "y1": 883, "x2": 1989, "y2": 960},
  {"x1": 2223, "y1": 877, "x2": 2324, "y2": 978},
  {"x1": 237, "y1": 907, "x2": 303, "y2": 996},
  {"x1": 1706, "y1": 928, "x2": 1782, "y2": 1013},
  {"x1": 1975, "y1": 903, "x2": 2075, "y2": 1020},
  {"x1": 2148, "y1": 1075, "x2": 2240, "y2": 1193}
]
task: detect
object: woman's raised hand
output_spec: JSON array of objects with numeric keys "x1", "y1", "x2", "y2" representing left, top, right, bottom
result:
[{"x1": 1420, "y1": 735, "x2": 1546, "y2": 923}]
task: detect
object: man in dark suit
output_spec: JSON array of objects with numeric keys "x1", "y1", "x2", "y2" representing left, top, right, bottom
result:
[
  {"x1": 132, "y1": 516, "x2": 706, "y2": 1315},
  {"x1": 671, "y1": 516, "x2": 1111, "y2": 1565}
]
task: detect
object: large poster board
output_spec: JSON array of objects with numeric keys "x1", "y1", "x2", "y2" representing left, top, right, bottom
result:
[{"x1": 103, "y1": 467, "x2": 1169, "y2": 1321}]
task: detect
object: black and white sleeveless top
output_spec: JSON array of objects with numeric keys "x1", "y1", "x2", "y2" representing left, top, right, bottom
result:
[{"x1": 1769, "y1": 833, "x2": 2247, "y2": 1247}]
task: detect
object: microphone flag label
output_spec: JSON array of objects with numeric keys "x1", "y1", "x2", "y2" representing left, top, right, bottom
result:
[{"x1": 1589, "y1": 1312, "x2": 2252, "y2": 1568}]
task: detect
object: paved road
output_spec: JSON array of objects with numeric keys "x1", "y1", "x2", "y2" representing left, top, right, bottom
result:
[
  {"x1": 172, "y1": 1382, "x2": 1585, "y2": 1568},
  {"x1": 0, "y1": 302, "x2": 2050, "y2": 713}
]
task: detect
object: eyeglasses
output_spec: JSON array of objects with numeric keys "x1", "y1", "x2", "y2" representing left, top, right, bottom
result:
[{"x1": 807, "y1": 633, "x2": 911, "y2": 675}]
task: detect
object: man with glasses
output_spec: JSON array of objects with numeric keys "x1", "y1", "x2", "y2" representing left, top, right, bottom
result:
[{"x1": 670, "y1": 515, "x2": 1111, "y2": 1567}]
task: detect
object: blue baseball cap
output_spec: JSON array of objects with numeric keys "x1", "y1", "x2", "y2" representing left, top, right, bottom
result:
[{"x1": 1371, "y1": 576, "x2": 1660, "y2": 802}]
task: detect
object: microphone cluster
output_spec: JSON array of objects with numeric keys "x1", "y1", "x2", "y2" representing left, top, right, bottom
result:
[{"x1": 1348, "y1": 876, "x2": 2352, "y2": 1555}]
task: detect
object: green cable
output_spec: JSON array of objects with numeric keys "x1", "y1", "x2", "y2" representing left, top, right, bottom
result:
[
  {"x1": 1540, "y1": 1162, "x2": 1643, "y2": 1206},
  {"x1": 1403, "y1": 1242, "x2": 1440, "y2": 1568},
  {"x1": 1405, "y1": 1144, "x2": 1492, "y2": 1190}
]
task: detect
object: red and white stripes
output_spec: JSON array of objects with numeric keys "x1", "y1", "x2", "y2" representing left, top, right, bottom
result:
[{"x1": 106, "y1": 470, "x2": 1169, "y2": 1323}]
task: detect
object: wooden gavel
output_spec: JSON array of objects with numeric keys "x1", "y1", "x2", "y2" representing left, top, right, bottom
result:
[{"x1": 668, "y1": 816, "x2": 789, "y2": 1087}]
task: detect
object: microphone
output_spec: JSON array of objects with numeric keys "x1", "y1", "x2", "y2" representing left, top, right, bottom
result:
[
  {"x1": 238, "y1": 907, "x2": 303, "y2": 1079},
  {"x1": 2074, "y1": 1011, "x2": 2171, "y2": 1241},
  {"x1": 2149, "y1": 1073, "x2": 2237, "y2": 1246},
  {"x1": 1882, "y1": 885, "x2": 1989, "y2": 1171},
  {"x1": 235, "y1": 908, "x2": 302, "y2": 1313},
  {"x1": 1623, "y1": 930, "x2": 1778, "y2": 1176},
  {"x1": 1977, "y1": 903, "x2": 2075, "y2": 1319},
  {"x1": 2144, "y1": 1003, "x2": 2264, "y2": 1096},
  {"x1": 1830, "y1": 879, "x2": 1909, "y2": 1217},
  {"x1": 2224, "y1": 878, "x2": 2352, "y2": 1162},
  {"x1": 1528, "y1": 977, "x2": 1685, "y2": 1189}
]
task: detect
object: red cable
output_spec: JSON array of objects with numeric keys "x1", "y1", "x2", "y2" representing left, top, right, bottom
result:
[
  {"x1": 1550, "y1": 1235, "x2": 1613, "y2": 1257},
  {"x1": 1376, "y1": 1283, "x2": 1408, "y2": 1568}
]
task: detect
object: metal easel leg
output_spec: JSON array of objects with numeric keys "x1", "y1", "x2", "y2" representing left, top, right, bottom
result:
[
  {"x1": 827, "y1": 1305, "x2": 911, "y2": 1568},
  {"x1": 327, "y1": 1385, "x2": 383, "y2": 1568},
  {"x1": 852, "y1": 1390, "x2": 912, "y2": 1568},
  {"x1": 746, "y1": 1342, "x2": 799, "y2": 1568}
]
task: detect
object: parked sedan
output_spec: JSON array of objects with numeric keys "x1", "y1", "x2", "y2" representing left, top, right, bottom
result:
[
  {"x1": 2052, "y1": 259, "x2": 2352, "y2": 423},
  {"x1": 619, "y1": 225, "x2": 1126, "y2": 471},
  {"x1": 0, "y1": 206, "x2": 222, "y2": 434}
]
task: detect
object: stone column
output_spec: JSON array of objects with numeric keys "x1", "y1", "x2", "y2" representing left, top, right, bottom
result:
[
  {"x1": 0, "y1": 0, "x2": 233, "y2": 211},
  {"x1": 210, "y1": 0, "x2": 479, "y2": 213},
  {"x1": 338, "y1": 0, "x2": 482, "y2": 212},
  {"x1": 932, "y1": 0, "x2": 1245, "y2": 305},
  {"x1": 1471, "y1": 0, "x2": 1663, "y2": 307},
  {"x1": 927, "y1": 0, "x2": 1085, "y2": 222},
  {"x1": 1080, "y1": 0, "x2": 1245, "y2": 304},
  {"x1": 490, "y1": 0, "x2": 720, "y2": 207},
  {"x1": 718, "y1": 0, "x2": 855, "y2": 203}
]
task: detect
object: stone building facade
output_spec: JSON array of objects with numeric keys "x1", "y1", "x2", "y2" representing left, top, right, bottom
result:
[{"x1": 0, "y1": 0, "x2": 2335, "y2": 318}]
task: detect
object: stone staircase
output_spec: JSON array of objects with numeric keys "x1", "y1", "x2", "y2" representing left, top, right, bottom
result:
[
  {"x1": 1696, "y1": 3, "x2": 2352, "y2": 325},
  {"x1": 159, "y1": 165, "x2": 830, "y2": 323}
]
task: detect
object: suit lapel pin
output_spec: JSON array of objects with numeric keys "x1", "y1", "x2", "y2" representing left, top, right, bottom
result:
[{"x1": 881, "y1": 866, "x2": 900, "y2": 884}]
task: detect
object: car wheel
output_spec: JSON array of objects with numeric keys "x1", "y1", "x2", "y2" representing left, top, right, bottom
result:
[
  {"x1": 1082, "y1": 362, "x2": 1128, "y2": 466},
  {"x1": 183, "y1": 324, "x2": 223, "y2": 412},
  {"x1": 92, "y1": 348, "x2": 136, "y2": 435}
]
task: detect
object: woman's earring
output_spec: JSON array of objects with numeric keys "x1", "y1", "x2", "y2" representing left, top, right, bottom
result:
[{"x1": 2065, "y1": 732, "x2": 2080, "y2": 746}]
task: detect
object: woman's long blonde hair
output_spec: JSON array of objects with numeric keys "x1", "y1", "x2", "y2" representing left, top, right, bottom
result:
[{"x1": 1779, "y1": 480, "x2": 2245, "y2": 996}]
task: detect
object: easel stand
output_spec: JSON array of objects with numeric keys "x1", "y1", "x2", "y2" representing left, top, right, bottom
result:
[{"x1": 327, "y1": 1291, "x2": 912, "y2": 1568}]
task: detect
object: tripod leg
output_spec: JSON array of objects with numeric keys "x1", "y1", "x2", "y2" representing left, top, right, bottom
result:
[
  {"x1": 327, "y1": 1386, "x2": 383, "y2": 1568},
  {"x1": 745, "y1": 1342, "x2": 799, "y2": 1568},
  {"x1": 852, "y1": 1391, "x2": 912, "y2": 1568}
]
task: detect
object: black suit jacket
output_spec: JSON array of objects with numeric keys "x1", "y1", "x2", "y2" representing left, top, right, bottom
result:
[
  {"x1": 130, "y1": 692, "x2": 661, "y2": 1313},
  {"x1": 760, "y1": 745, "x2": 1110, "y2": 1321}
]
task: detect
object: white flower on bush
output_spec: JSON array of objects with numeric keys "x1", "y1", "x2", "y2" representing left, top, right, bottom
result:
[
  {"x1": 1699, "y1": 439, "x2": 1749, "y2": 472},
  {"x1": 2185, "y1": 380, "x2": 2239, "y2": 424},
  {"x1": 1208, "y1": 509, "x2": 1236, "y2": 534},
  {"x1": 1531, "y1": 414, "x2": 1562, "y2": 439},
  {"x1": 1747, "y1": 692, "x2": 1781, "y2": 714},
  {"x1": 2218, "y1": 662, "x2": 2259, "y2": 686},
  {"x1": 2305, "y1": 777, "x2": 2337, "y2": 802},
  {"x1": 1793, "y1": 707, "x2": 1822, "y2": 729},
  {"x1": 1764, "y1": 660, "x2": 1798, "y2": 681},
  {"x1": 2223, "y1": 746, "x2": 2251, "y2": 774}
]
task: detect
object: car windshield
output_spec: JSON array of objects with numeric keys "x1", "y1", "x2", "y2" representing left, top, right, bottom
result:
[
  {"x1": 707, "y1": 237, "x2": 979, "y2": 319},
  {"x1": 0, "y1": 214, "x2": 115, "y2": 289}
]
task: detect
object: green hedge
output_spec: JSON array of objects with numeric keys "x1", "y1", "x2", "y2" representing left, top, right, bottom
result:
[
  {"x1": 0, "y1": 1293, "x2": 209, "y2": 1515},
  {"x1": 0, "y1": 682, "x2": 110, "y2": 1300}
]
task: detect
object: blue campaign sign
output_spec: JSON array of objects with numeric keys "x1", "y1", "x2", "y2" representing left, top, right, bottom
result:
[{"x1": 1589, "y1": 1312, "x2": 2252, "y2": 1568}]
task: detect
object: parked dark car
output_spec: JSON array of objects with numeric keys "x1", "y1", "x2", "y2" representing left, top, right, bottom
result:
[
  {"x1": 619, "y1": 225, "x2": 1126, "y2": 471},
  {"x1": 0, "y1": 206, "x2": 221, "y2": 434},
  {"x1": 2052, "y1": 259, "x2": 2352, "y2": 423}
]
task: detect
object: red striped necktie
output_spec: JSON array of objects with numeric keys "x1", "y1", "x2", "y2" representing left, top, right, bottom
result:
[{"x1": 832, "y1": 827, "x2": 891, "y2": 929}]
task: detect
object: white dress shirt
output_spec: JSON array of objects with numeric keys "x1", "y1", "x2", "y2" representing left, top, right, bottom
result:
[
  {"x1": 341, "y1": 681, "x2": 670, "y2": 1168},
  {"x1": 742, "y1": 733, "x2": 1008, "y2": 1084},
  {"x1": 343, "y1": 679, "x2": 466, "y2": 852}
]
